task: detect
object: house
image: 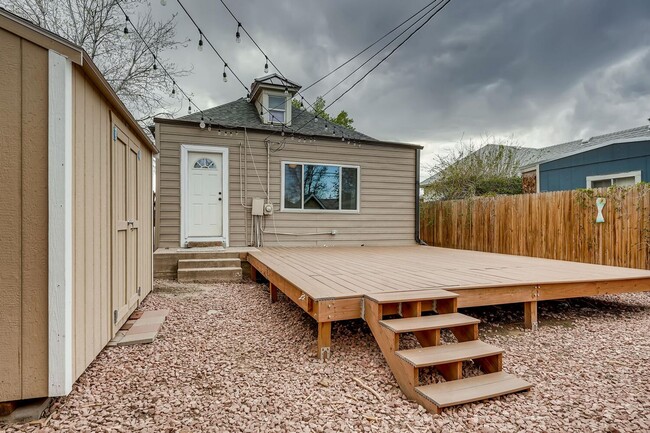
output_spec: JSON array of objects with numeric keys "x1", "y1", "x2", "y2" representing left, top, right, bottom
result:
[
  {"x1": 0, "y1": 9, "x2": 156, "y2": 405},
  {"x1": 420, "y1": 144, "x2": 541, "y2": 199},
  {"x1": 152, "y1": 74, "x2": 423, "y2": 275},
  {"x1": 521, "y1": 125, "x2": 650, "y2": 192}
]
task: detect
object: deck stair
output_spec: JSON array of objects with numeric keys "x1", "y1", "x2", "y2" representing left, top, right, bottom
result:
[
  {"x1": 177, "y1": 253, "x2": 242, "y2": 283},
  {"x1": 363, "y1": 288, "x2": 531, "y2": 413}
]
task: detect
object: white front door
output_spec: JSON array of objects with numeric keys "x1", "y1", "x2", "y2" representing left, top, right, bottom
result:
[{"x1": 187, "y1": 152, "x2": 223, "y2": 238}]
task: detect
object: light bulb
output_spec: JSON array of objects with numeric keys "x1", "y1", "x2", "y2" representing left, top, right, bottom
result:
[
  {"x1": 200, "y1": 119, "x2": 206, "y2": 129},
  {"x1": 160, "y1": 0, "x2": 167, "y2": 5},
  {"x1": 264, "y1": 57, "x2": 269, "y2": 73},
  {"x1": 208, "y1": 123, "x2": 212, "y2": 131},
  {"x1": 324, "y1": 123, "x2": 328, "y2": 130},
  {"x1": 171, "y1": 87, "x2": 175, "y2": 96},
  {"x1": 341, "y1": 136, "x2": 345, "y2": 142},
  {"x1": 284, "y1": 87, "x2": 288, "y2": 95},
  {"x1": 223, "y1": 72, "x2": 228, "y2": 82},
  {"x1": 246, "y1": 92, "x2": 251, "y2": 102},
  {"x1": 198, "y1": 36, "x2": 203, "y2": 52},
  {"x1": 123, "y1": 26, "x2": 129, "y2": 38},
  {"x1": 236, "y1": 24, "x2": 241, "y2": 43},
  {"x1": 188, "y1": 105, "x2": 192, "y2": 114},
  {"x1": 313, "y1": 116, "x2": 318, "y2": 123},
  {"x1": 300, "y1": 98, "x2": 304, "y2": 108}
]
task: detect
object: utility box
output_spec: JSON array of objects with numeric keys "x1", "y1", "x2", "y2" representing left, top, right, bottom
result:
[
  {"x1": 263, "y1": 202, "x2": 274, "y2": 215},
  {"x1": 251, "y1": 198, "x2": 265, "y2": 216}
]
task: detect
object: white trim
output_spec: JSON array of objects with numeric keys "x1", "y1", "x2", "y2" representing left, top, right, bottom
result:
[
  {"x1": 262, "y1": 90, "x2": 291, "y2": 126},
  {"x1": 586, "y1": 170, "x2": 642, "y2": 188},
  {"x1": 180, "y1": 144, "x2": 229, "y2": 247},
  {"x1": 48, "y1": 50, "x2": 73, "y2": 396},
  {"x1": 280, "y1": 161, "x2": 361, "y2": 213}
]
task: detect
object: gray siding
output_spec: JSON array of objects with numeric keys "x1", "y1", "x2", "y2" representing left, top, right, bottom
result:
[
  {"x1": 156, "y1": 123, "x2": 417, "y2": 248},
  {"x1": 539, "y1": 140, "x2": 650, "y2": 191}
]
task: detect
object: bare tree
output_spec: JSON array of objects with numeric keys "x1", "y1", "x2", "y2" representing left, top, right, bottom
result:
[
  {"x1": 424, "y1": 134, "x2": 525, "y2": 201},
  {"x1": 1, "y1": 0, "x2": 189, "y2": 124}
]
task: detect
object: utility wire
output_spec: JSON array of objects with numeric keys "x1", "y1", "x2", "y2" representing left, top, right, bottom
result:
[
  {"x1": 301, "y1": 0, "x2": 443, "y2": 95},
  {"x1": 290, "y1": 0, "x2": 453, "y2": 137},
  {"x1": 321, "y1": 0, "x2": 445, "y2": 99}
]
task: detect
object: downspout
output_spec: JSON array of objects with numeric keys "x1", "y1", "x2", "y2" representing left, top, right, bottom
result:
[{"x1": 415, "y1": 148, "x2": 427, "y2": 245}]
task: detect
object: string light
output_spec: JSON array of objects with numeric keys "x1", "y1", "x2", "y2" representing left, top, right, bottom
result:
[
  {"x1": 300, "y1": 97, "x2": 304, "y2": 108},
  {"x1": 235, "y1": 23, "x2": 241, "y2": 43},
  {"x1": 198, "y1": 32, "x2": 204, "y2": 51},
  {"x1": 264, "y1": 56, "x2": 269, "y2": 73},
  {"x1": 171, "y1": 80, "x2": 176, "y2": 96},
  {"x1": 123, "y1": 16, "x2": 129, "y2": 37},
  {"x1": 222, "y1": 63, "x2": 228, "y2": 82},
  {"x1": 284, "y1": 86, "x2": 288, "y2": 95},
  {"x1": 152, "y1": 55, "x2": 157, "y2": 70},
  {"x1": 188, "y1": 101, "x2": 192, "y2": 114},
  {"x1": 246, "y1": 92, "x2": 251, "y2": 102},
  {"x1": 199, "y1": 116, "x2": 206, "y2": 129}
]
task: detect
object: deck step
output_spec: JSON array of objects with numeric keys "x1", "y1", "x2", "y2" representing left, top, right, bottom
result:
[
  {"x1": 177, "y1": 266, "x2": 242, "y2": 283},
  {"x1": 365, "y1": 289, "x2": 459, "y2": 304},
  {"x1": 178, "y1": 258, "x2": 241, "y2": 269},
  {"x1": 396, "y1": 340, "x2": 503, "y2": 367},
  {"x1": 380, "y1": 313, "x2": 480, "y2": 333},
  {"x1": 415, "y1": 371, "x2": 532, "y2": 408}
]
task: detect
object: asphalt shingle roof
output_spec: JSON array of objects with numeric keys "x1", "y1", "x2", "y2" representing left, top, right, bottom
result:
[
  {"x1": 179, "y1": 98, "x2": 375, "y2": 142},
  {"x1": 521, "y1": 125, "x2": 650, "y2": 169}
]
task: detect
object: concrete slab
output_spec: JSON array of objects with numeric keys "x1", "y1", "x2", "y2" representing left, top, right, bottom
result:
[{"x1": 0, "y1": 398, "x2": 51, "y2": 425}]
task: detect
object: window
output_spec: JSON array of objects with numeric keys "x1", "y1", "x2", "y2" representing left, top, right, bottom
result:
[
  {"x1": 268, "y1": 95, "x2": 286, "y2": 123},
  {"x1": 281, "y1": 162, "x2": 360, "y2": 212},
  {"x1": 193, "y1": 158, "x2": 217, "y2": 169},
  {"x1": 586, "y1": 171, "x2": 641, "y2": 189}
]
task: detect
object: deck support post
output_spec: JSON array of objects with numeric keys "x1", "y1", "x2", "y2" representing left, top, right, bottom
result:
[
  {"x1": 524, "y1": 301, "x2": 538, "y2": 331},
  {"x1": 317, "y1": 321, "x2": 331, "y2": 361},
  {"x1": 250, "y1": 266, "x2": 258, "y2": 283},
  {"x1": 269, "y1": 282, "x2": 278, "y2": 303}
]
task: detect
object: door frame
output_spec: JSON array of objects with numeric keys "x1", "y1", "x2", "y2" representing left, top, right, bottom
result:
[{"x1": 180, "y1": 144, "x2": 229, "y2": 247}]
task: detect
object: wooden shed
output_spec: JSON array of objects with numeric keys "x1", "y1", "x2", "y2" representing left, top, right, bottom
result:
[{"x1": 0, "y1": 9, "x2": 157, "y2": 404}]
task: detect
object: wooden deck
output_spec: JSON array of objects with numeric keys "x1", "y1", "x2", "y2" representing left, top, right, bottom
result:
[{"x1": 248, "y1": 245, "x2": 650, "y2": 328}]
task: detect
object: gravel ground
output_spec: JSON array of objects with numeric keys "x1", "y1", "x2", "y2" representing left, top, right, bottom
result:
[{"x1": 3, "y1": 280, "x2": 650, "y2": 433}]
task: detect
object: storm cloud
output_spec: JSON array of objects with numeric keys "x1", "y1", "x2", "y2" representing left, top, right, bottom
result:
[{"x1": 152, "y1": 0, "x2": 650, "y2": 172}]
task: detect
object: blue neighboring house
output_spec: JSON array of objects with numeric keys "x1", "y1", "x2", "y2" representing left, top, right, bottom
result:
[{"x1": 521, "y1": 125, "x2": 650, "y2": 192}]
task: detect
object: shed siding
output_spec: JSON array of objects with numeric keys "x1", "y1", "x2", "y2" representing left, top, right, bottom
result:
[
  {"x1": 156, "y1": 123, "x2": 417, "y2": 248},
  {"x1": 539, "y1": 140, "x2": 650, "y2": 191},
  {"x1": 71, "y1": 66, "x2": 154, "y2": 380},
  {"x1": 0, "y1": 30, "x2": 49, "y2": 401}
]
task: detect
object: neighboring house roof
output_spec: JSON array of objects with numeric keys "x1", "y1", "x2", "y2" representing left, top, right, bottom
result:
[
  {"x1": 0, "y1": 7, "x2": 156, "y2": 153},
  {"x1": 421, "y1": 144, "x2": 540, "y2": 186},
  {"x1": 521, "y1": 125, "x2": 650, "y2": 171},
  {"x1": 176, "y1": 97, "x2": 377, "y2": 142}
]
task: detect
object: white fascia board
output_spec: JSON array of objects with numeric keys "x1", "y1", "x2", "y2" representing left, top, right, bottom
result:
[{"x1": 48, "y1": 50, "x2": 73, "y2": 396}]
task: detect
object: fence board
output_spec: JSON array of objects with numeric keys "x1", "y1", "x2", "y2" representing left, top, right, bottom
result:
[{"x1": 420, "y1": 185, "x2": 650, "y2": 270}]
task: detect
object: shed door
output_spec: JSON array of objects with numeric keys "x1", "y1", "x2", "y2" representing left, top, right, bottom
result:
[
  {"x1": 112, "y1": 122, "x2": 140, "y2": 332},
  {"x1": 187, "y1": 152, "x2": 223, "y2": 238}
]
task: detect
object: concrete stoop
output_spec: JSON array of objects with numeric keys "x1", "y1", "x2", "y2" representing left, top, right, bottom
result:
[{"x1": 176, "y1": 254, "x2": 243, "y2": 283}]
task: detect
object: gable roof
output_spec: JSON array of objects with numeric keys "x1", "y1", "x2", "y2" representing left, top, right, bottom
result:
[
  {"x1": 421, "y1": 144, "x2": 541, "y2": 186},
  {"x1": 175, "y1": 97, "x2": 377, "y2": 142},
  {"x1": 252, "y1": 73, "x2": 301, "y2": 90},
  {"x1": 0, "y1": 7, "x2": 156, "y2": 153},
  {"x1": 521, "y1": 125, "x2": 650, "y2": 171}
]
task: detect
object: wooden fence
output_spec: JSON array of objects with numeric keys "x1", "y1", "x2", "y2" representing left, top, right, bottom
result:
[{"x1": 420, "y1": 185, "x2": 650, "y2": 270}]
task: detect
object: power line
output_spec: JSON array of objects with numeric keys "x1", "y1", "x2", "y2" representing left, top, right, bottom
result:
[
  {"x1": 300, "y1": 0, "x2": 443, "y2": 95},
  {"x1": 323, "y1": 0, "x2": 452, "y2": 113},
  {"x1": 320, "y1": 0, "x2": 446, "y2": 100},
  {"x1": 289, "y1": 0, "x2": 453, "y2": 138}
]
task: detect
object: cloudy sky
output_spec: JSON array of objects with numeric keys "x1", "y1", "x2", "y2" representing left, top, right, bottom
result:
[{"x1": 151, "y1": 0, "x2": 650, "y2": 174}]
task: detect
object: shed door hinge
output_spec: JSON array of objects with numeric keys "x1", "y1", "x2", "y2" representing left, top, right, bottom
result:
[
  {"x1": 113, "y1": 309, "x2": 118, "y2": 324},
  {"x1": 113, "y1": 126, "x2": 117, "y2": 142},
  {"x1": 137, "y1": 286, "x2": 142, "y2": 296}
]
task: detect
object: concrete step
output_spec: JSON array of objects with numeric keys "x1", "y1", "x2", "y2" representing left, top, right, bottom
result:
[
  {"x1": 177, "y1": 267, "x2": 242, "y2": 283},
  {"x1": 415, "y1": 371, "x2": 532, "y2": 409},
  {"x1": 178, "y1": 258, "x2": 241, "y2": 270}
]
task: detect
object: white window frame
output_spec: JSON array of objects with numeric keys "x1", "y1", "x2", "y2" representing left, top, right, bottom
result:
[
  {"x1": 263, "y1": 91, "x2": 291, "y2": 126},
  {"x1": 586, "y1": 170, "x2": 642, "y2": 188},
  {"x1": 280, "y1": 161, "x2": 361, "y2": 213}
]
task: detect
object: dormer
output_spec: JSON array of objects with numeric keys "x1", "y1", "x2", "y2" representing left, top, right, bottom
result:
[{"x1": 250, "y1": 74, "x2": 301, "y2": 126}]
